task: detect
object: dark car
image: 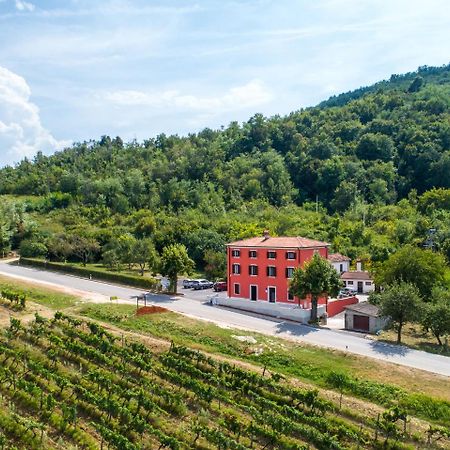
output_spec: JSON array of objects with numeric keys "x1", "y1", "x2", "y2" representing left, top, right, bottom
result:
[
  {"x1": 213, "y1": 281, "x2": 227, "y2": 292},
  {"x1": 193, "y1": 279, "x2": 214, "y2": 290}
]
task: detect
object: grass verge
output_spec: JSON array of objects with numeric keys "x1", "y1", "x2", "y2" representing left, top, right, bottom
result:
[{"x1": 0, "y1": 276, "x2": 79, "y2": 309}]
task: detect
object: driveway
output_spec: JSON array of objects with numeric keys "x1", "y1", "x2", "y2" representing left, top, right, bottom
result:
[{"x1": 1, "y1": 261, "x2": 449, "y2": 377}]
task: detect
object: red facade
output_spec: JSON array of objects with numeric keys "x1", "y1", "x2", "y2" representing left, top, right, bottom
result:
[{"x1": 227, "y1": 235, "x2": 329, "y2": 307}]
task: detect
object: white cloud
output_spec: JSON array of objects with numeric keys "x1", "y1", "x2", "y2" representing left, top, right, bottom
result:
[
  {"x1": 103, "y1": 79, "x2": 272, "y2": 112},
  {"x1": 0, "y1": 66, "x2": 69, "y2": 166},
  {"x1": 15, "y1": 0, "x2": 34, "y2": 12}
]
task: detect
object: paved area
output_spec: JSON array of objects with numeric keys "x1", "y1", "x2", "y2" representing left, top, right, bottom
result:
[{"x1": 1, "y1": 261, "x2": 449, "y2": 377}]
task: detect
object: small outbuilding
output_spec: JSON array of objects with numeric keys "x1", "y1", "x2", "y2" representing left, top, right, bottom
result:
[{"x1": 344, "y1": 303, "x2": 387, "y2": 333}]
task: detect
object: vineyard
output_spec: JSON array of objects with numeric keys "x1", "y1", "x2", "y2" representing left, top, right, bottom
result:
[{"x1": 1, "y1": 312, "x2": 447, "y2": 450}]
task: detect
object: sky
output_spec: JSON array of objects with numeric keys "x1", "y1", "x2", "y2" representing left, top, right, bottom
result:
[{"x1": 0, "y1": 0, "x2": 449, "y2": 167}]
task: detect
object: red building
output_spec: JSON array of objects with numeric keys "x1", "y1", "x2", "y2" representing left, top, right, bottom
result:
[{"x1": 226, "y1": 231, "x2": 330, "y2": 307}]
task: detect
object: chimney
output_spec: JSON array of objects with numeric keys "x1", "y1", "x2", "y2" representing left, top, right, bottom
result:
[
  {"x1": 262, "y1": 230, "x2": 270, "y2": 241},
  {"x1": 356, "y1": 260, "x2": 362, "y2": 272}
]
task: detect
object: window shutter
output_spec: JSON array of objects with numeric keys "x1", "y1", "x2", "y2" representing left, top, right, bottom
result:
[
  {"x1": 285, "y1": 252, "x2": 288, "y2": 259},
  {"x1": 285, "y1": 268, "x2": 288, "y2": 278},
  {"x1": 248, "y1": 266, "x2": 252, "y2": 275},
  {"x1": 274, "y1": 267, "x2": 277, "y2": 276},
  {"x1": 266, "y1": 267, "x2": 270, "y2": 276},
  {"x1": 237, "y1": 265, "x2": 241, "y2": 274},
  {"x1": 255, "y1": 266, "x2": 258, "y2": 275}
]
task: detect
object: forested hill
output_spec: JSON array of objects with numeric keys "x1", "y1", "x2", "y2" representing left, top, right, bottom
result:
[
  {"x1": 1, "y1": 63, "x2": 450, "y2": 215},
  {"x1": 1, "y1": 63, "x2": 449, "y2": 214}
]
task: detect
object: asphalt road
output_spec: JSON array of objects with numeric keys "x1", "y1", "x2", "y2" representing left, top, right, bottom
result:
[{"x1": 1, "y1": 261, "x2": 449, "y2": 377}]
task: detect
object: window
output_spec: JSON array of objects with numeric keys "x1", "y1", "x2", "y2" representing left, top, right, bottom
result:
[
  {"x1": 231, "y1": 249, "x2": 240, "y2": 257},
  {"x1": 347, "y1": 281, "x2": 354, "y2": 285},
  {"x1": 267, "y1": 251, "x2": 277, "y2": 259},
  {"x1": 339, "y1": 264, "x2": 343, "y2": 272},
  {"x1": 233, "y1": 283, "x2": 240, "y2": 295},
  {"x1": 365, "y1": 281, "x2": 372, "y2": 286},
  {"x1": 286, "y1": 251, "x2": 296, "y2": 260},
  {"x1": 249, "y1": 265, "x2": 258, "y2": 276},
  {"x1": 232, "y1": 264, "x2": 241, "y2": 274},
  {"x1": 285, "y1": 267, "x2": 295, "y2": 278},
  {"x1": 249, "y1": 250, "x2": 257, "y2": 258},
  {"x1": 287, "y1": 291, "x2": 295, "y2": 301},
  {"x1": 267, "y1": 266, "x2": 277, "y2": 277}
]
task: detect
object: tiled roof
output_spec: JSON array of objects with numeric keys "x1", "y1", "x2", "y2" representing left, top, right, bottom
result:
[
  {"x1": 341, "y1": 271, "x2": 373, "y2": 280},
  {"x1": 345, "y1": 302, "x2": 381, "y2": 317},
  {"x1": 227, "y1": 236, "x2": 329, "y2": 249},
  {"x1": 328, "y1": 252, "x2": 351, "y2": 262}
]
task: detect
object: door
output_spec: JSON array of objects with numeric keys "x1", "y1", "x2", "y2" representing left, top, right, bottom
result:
[
  {"x1": 353, "y1": 314, "x2": 369, "y2": 331},
  {"x1": 250, "y1": 285, "x2": 257, "y2": 301},
  {"x1": 357, "y1": 281, "x2": 363, "y2": 293},
  {"x1": 268, "y1": 287, "x2": 276, "y2": 303}
]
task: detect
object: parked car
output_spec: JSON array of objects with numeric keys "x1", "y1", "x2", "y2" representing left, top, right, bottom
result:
[
  {"x1": 338, "y1": 288, "x2": 357, "y2": 298},
  {"x1": 193, "y1": 279, "x2": 214, "y2": 290},
  {"x1": 213, "y1": 281, "x2": 227, "y2": 292},
  {"x1": 182, "y1": 279, "x2": 195, "y2": 289}
]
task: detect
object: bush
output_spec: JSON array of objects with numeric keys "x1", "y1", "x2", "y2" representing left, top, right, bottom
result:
[
  {"x1": 19, "y1": 258, "x2": 159, "y2": 290},
  {"x1": 19, "y1": 240, "x2": 48, "y2": 258}
]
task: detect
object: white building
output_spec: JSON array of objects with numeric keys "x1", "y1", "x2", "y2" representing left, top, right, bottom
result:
[
  {"x1": 328, "y1": 253, "x2": 351, "y2": 273},
  {"x1": 341, "y1": 260, "x2": 375, "y2": 294}
]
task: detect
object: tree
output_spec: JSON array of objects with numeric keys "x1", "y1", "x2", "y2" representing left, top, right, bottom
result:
[
  {"x1": 159, "y1": 244, "x2": 194, "y2": 293},
  {"x1": 421, "y1": 288, "x2": 450, "y2": 347},
  {"x1": 132, "y1": 238, "x2": 158, "y2": 276},
  {"x1": 289, "y1": 254, "x2": 342, "y2": 322},
  {"x1": 69, "y1": 235, "x2": 100, "y2": 266},
  {"x1": 0, "y1": 221, "x2": 12, "y2": 258},
  {"x1": 407, "y1": 76, "x2": 423, "y2": 93},
  {"x1": 356, "y1": 133, "x2": 394, "y2": 162},
  {"x1": 203, "y1": 250, "x2": 226, "y2": 280},
  {"x1": 375, "y1": 245, "x2": 446, "y2": 298},
  {"x1": 378, "y1": 282, "x2": 422, "y2": 344}
]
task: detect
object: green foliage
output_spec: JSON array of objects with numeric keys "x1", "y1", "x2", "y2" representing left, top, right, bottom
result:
[
  {"x1": 375, "y1": 246, "x2": 446, "y2": 297},
  {"x1": 421, "y1": 288, "x2": 450, "y2": 347},
  {"x1": 378, "y1": 282, "x2": 423, "y2": 344},
  {"x1": 289, "y1": 254, "x2": 342, "y2": 321},
  {"x1": 1, "y1": 288, "x2": 26, "y2": 310},
  {"x1": 159, "y1": 244, "x2": 194, "y2": 292},
  {"x1": 19, "y1": 239, "x2": 48, "y2": 258},
  {"x1": 20, "y1": 258, "x2": 159, "y2": 290}
]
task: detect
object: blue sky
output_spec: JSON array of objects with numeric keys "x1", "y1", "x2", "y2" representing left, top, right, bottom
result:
[{"x1": 0, "y1": 0, "x2": 449, "y2": 167}]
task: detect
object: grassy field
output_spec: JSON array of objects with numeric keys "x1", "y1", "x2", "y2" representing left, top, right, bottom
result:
[{"x1": 376, "y1": 324, "x2": 449, "y2": 357}]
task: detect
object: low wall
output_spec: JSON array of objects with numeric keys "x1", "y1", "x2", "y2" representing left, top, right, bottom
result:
[
  {"x1": 216, "y1": 297, "x2": 325, "y2": 323},
  {"x1": 327, "y1": 296, "x2": 358, "y2": 317}
]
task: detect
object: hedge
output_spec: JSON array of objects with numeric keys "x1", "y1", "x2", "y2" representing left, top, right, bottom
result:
[{"x1": 19, "y1": 258, "x2": 159, "y2": 291}]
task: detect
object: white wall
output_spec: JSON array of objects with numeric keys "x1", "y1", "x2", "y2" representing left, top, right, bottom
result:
[
  {"x1": 343, "y1": 279, "x2": 375, "y2": 293},
  {"x1": 216, "y1": 297, "x2": 326, "y2": 323},
  {"x1": 331, "y1": 261, "x2": 350, "y2": 273}
]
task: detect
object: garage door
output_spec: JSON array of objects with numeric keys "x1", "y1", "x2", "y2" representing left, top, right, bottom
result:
[{"x1": 353, "y1": 314, "x2": 369, "y2": 331}]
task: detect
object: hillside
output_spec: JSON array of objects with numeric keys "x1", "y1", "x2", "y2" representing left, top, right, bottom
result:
[{"x1": 0, "y1": 64, "x2": 449, "y2": 271}]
